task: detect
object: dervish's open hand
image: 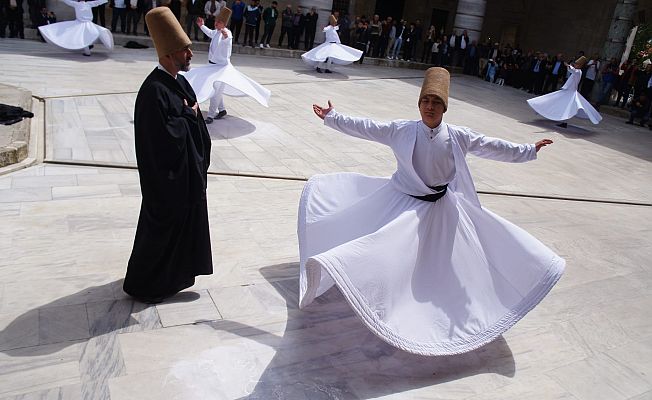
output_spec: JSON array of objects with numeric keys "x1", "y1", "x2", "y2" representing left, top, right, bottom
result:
[
  {"x1": 535, "y1": 139, "x2": 553, "y2": 152},
  {"x1": 196, "y1": 17, "x2": 204, "y2": 27},
  {"x1": 313, "y1": 100, "x2": 333, "y2": 120}
]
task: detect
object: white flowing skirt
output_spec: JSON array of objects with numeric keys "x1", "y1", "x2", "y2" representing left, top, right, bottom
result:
[
  {"x1": 182, "y1": 63, "x2": 271, "y2": 107},
  {"x1": 298, "y1": 173, "x2": 565, "y2": 356},
  {"x1": 38, "y1": 20, "x2": 114, "y2": 50},
  {"x1": 527, "y1": 88, "x2": 602, "y2": 124},
  {"x1": 301, "y1": 42, "x2": 363, "y2": 66}
]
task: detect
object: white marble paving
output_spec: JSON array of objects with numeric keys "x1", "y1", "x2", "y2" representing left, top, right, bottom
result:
[{"x1": 0, "y1": 38, "x2": 651, "y2": 399}]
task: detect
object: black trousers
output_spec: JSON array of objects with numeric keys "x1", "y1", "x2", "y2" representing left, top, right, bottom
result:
[
  {"x1": 304, "y1": 27, "x2": 315, "y2": 50},
  {"x1": 243, "y1": 24, "x2": 255, "y2": 46},
  {"x1": 110, "y1": 7, "x2": 126, "y2": 33},
  {"x1": 261, "y1": 23, "x2": 275, "y2": 45},
  {"x1": 580, "y1": 79, "x2": 595, "y2": 100},
  {"x1": 229, "y1": 18, "x2": 243, "y2": 42},
  {"x1": 127, "y1": 9, "x2": 140, "y2": 35},
  {"x1": 278, "y1": 25, "x2": 290, "y2": 47},
  {"x1": 7, "y1": 6, "x2": 23, "y2": 38},
  {"x1": 92, "y1": 3, "x2": 106, "y2": 26}
]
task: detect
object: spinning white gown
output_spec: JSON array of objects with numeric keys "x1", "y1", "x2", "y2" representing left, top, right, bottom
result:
[
  {"x1": 301, "y1": 25, "x2": 363, "y2": 67},
  {"x1": 38, "y1": 0, "x2": 114, "y2": 51},
  {"x1": 298, "y1": 111, "x2": 565, "y2": 356},
  {"x1": 527, "y1": 66, "x2": 602, "y2": 124},
  {"x1": 182, "y1": 26, "x2": 270, "y2": 106}
]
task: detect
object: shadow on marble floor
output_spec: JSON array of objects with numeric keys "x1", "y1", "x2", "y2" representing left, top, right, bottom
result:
[
  {"x1": 207, "y1": 263, "x2": 516, "y2": 399},
  {"x1": 292, "y1": 68, "x2": 351, "y2": 80},
  {"x1": 0, "y1": 280, "x2": 204, "y2": 357},
  {"x1": 526, "y1": 118, "x2": 597, "y2": 137},
  {"x1": 19, "y1": 49, "x2": 112, "y2": 63},
  {"x1": 207, "y1": 116, "x2": 257, "y2": 140}
]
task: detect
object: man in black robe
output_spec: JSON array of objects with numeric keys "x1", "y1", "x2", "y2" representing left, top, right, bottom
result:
[{"x1": 123, "y1": 6, "x2": 213, "y2": 303}]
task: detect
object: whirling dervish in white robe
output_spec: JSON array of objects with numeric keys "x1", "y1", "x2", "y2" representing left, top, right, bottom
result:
[
  {"x1": 301, "y1": 15, "x2": 363, "y2": 73},
  {"x1": 299, "y1": 67, "x2": 565, "y2": 356},
  {"x1": 38, "y1": 0, "x2": 113, "y2": 56},
  {"x1": 527, "y1": 55, "x2": 602, "y2": 125},
  {"x1": 182, "y1": 7, "x2": 270, "y2": 123}
]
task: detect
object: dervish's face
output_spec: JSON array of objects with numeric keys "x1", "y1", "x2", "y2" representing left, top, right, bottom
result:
[
  {"x1": 170, "y1": 47, "x2": 193, "y2": 72},
  {"x1": 419, "y1": 95, "x2": 445, "y2": 128},
  {"x1": 215, "y1": 20, "x2": 225, "y2": 30}
]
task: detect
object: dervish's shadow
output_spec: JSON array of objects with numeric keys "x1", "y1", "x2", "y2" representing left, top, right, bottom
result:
[
  {"x1": 292, "y1": 68, "x2": 351, "y2": 80},
  {"x1": 206, "y1": 115, "x2": 257, "y2": 139},
  {"x1": 23, "y1": 49, "x2": 112, "y2": 63},
  {"x1": 0, "y1": 279, "x2": 199, "y2": 357},
  {"x1": 205, "y1": 263, "x2": 516, "y2": 399},
  {"x1": 526, "y1": 118, "x2": 597, "y2": 137}
]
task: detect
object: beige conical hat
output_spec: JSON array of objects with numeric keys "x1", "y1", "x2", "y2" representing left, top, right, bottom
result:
[
  {"x1": 419, "y1": 67, "x2": 450, "y2": 111},
  {"x1": 329, "y1": 14, "x2": 337, "y2": 25},
  {"x1": 217, "y1": 6, "x2": 232, "y2": 24},
  {"x1": 574, "y1": 55, "x2": 587, "y2": 68},
  {"x1": 145, "y1": 7, "x2": 191, "y2": 58}
]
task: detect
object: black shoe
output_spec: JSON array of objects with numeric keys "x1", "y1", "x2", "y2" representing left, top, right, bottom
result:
[
  {"x1": 205, "y1": 117, "x2": 214, "y2": 124},
  {"x1": 324, "y1": 69, "x2": 332, "y2": 73},
  {"x1": 556, "y1": 122, "x2": 568, "y2": 128},
  {"x1": 216, "y1": 110, "x2": 227, "y2": 119},
  {"x1": 316, "y1": 67, "x2": 322, "y2": 73},
  {"x1": 625, "y1": 120, "x2": 633, "y2": 124}
]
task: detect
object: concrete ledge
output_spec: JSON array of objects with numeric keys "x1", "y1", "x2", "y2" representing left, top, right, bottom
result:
[{"x1": 0, "y1": 84, "x2": 33, "y2": 168}]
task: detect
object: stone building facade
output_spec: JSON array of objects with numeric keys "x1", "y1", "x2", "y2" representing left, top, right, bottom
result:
[{"x1": 343, "y1": 0, "x2": 650, "y2": 59}]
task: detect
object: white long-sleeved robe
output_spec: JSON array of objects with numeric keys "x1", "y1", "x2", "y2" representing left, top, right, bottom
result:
[
  {"x1": 181, "y1": 26, "x2": 270, "y2": 107},
  {"x1": 301, "y1": 25, "x2": 363, "y2": 67},
  {"x1": 38, "y1": 0, "x2": 114, "y2": 51},
  {"x1": 298, "y1": 110, "x2": 565, "y2": 356},
  {"x1": 527, "y1": 66, "x2": 602, "y2": 124}
]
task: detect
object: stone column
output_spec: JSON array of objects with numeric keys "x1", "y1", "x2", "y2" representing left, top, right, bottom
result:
[
  {"x1": 452, "y1": 0, "x2": 486, "y2": 43},
  {"x1": 601, "y1": 0, "x2": 638, "y2": 61},
  {"x1": 309, "y1": 0, "x2": 335, "y2": 45}
]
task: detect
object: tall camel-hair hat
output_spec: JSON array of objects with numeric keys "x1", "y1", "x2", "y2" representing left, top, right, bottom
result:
[
  {"x1": 574, "y1": 55, "x2": 587, "y2": 68},
  {"x1": 216, "y1": 6, "x2": 232, "y2": 24},
  {"x1": 145, "y1": 7, "x2": 191, "y2": 58},
  {"x1": 419, "y1": 67, "x2": 450, "y2": 111}
]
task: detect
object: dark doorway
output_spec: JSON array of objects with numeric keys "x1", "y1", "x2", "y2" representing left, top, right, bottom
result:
[
  {"x1": 431, "y1": 8, "x2": 449, "y2": 37},
  {"x1": 332, "y1": 0, "x2": 350, "y2": 14},
  {"x1": 375, "y1": 0, "x2": 406, "y2": 20}
]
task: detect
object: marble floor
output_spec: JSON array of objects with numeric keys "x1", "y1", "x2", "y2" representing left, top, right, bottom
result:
[{"x1": 0, "y1": 39, "x2": 651, "y2": 400}]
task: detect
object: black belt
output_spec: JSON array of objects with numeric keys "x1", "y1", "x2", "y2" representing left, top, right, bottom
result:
[{"x1": 410, "y1": 184, "x2": 448, "y2": 202}]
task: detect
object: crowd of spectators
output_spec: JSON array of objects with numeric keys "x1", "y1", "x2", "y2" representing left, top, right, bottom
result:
[{"x1": 334, "y1": 12, "x2": 652, "y2": 130}]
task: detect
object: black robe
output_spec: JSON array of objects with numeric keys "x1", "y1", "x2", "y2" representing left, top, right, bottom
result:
[{"x1": 123, "y1": 68, "x2": 213, "y2": 300}]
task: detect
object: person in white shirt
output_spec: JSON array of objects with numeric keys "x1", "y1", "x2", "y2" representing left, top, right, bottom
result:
[
  {"x1": 528, "y1": 55, "x2": 602, "y2": 128},
  {"x1": 300, "y1": 67, "x2": 563, "y2": 356},
  {"x1": 182, "y1": 7, "x2": 270, "y2": 123},
  {"x1": 204, "y1": 0, "x2": 224, "y2": 27},
  {"x1": 109, "y1": 0, "x2": 127, "y2": 33},
  {"x1": 301, "y1": 14, "x2": 362, "y2": 73},
  {"x1": 580, "y1": 53, "x2": 600, "y2": 100},
  {"x1": 38, "y1": 0, "x2": 113, "y2": 56}
]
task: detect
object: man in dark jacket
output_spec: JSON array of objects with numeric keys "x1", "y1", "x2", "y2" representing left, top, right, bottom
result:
[
  {"x1": 124, "y1": 7, "x2": 213, "y2": 303},
  {"x1": 259, "y1": 0, "x2": 277, "y2": 48},
  {"x1": 303, "y1": 5, "x2": 317, "y2": 50},
  {"x1": 243, "y1": 0, "x2": 259, "y2": 47},
  {"x1": 290, "y1": 4, "x2": 304, "y2": 49},
  {"x1": 186, "y1": 0, "x2": 204, "y2": 40},
  {"x1": 277, "y1": 3, "x2": 291, "y2": 48}
]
